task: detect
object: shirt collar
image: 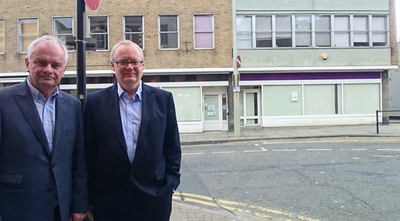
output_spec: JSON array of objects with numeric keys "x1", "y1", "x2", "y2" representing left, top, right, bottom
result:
[
  {"x1": 117, "y1": 80, "x2": 142, "y2": 101},
  {"x1": 26, "y1": 78, "x2": 59, "y2": 101}
]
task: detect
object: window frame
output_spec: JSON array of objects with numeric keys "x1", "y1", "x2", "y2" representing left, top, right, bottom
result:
[
  {"x1": 18, "y1": 18, "x2": 39, "y2": 53},
  {"x1": 193, "y1": 14, "x2": 215, "y2": 49},
  {"x1": 88, "y1": 15, "x2": 109, "y2": 51},
  {"x1": 0, "y1": 19, "x2": 4, "y2": 54},
  {"x1": 158, "y1": 14, "x2": 180, "y2": 50},
  {"x1": 123, "y1": 15, "x2": 145, "y2": 50},
  {"x1": 53, "y1": 16, "x2": 74, "y2": 49}
]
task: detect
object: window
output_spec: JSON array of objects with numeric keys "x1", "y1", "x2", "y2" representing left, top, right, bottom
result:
[
  {"x1": 89, "y1": 16, "x2": 108, "y2": 50},
  {"x1": 194, "y1": 14, "x2": 214, "y2": 49},
  {"x1": 159, "y1": 15, "x2": 179, "y2": 49},
  {"x1": 353, "y1": 16, "x2": 369, "y2": 47},
  {"x1": 236, "y1": 15, "x2": 252, "y2": 48},
  {"x1": 275, "y1": 15, "x2": 292, "y2": 47},
  {"x1": 124, "y1": 15, "x2": 144, "y2": 49},
  {"x1": 53, "y1": 17, "x2": 73, "y2": 46},
  {"x1": 295, "y1": 15, "x2": 312, "y2": 47},
  {"x1": 315, "y1": 15, "x2": 331, "y2": 47},
  {"x1": 334, "y1": 16, "x2": 350, "y2": 47},
  {"x1": 256, "y1": 16, "x2": 272, "y2": 47},
  {"x1": 0, "y1": 19, "x2": 4, "y2": 53},
  {"x1": 372, "y1": 16, "x2": 388, "y2": 46},
  {"x1": 18, "y1": 18, "x2": 38, "y2": 53}
]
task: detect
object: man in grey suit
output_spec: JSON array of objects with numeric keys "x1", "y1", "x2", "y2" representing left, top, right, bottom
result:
[{"x1": 0, "y1": 36, "x2": 89, "y2": 221}]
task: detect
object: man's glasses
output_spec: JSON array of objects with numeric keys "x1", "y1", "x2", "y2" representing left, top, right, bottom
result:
[{"x1": 114, "y1": 60, "x2": 143, "y2": 68}]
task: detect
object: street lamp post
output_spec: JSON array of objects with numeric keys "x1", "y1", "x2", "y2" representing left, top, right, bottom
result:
[
  {"x1": 76, "y1": 0, "x2": 87, "y2": 107},
  {"x1": 232, "y1": 0, "x2": 241, "y2": 137}
]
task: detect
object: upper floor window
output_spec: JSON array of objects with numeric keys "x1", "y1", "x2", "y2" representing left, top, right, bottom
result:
[
  {"x1": 237, "y1": 15, "x2": 252, "y2": 48},
  {"x1": 256, "y1": 15, "x2": 272, "y2": 47},
  {"x1": 276, "y1": 15, "x2": 292, "y2": 47},
  {"x1": 0, "y1": 19, "x2": 4, "y2": 53},
  {"x1": 315, "y1": 15, "x2": 331, "y2": 47},
  {"x1": 159, "y1": 15, "x2": 179, "y2": 49},
  {"x1": 334, "y1": 16, "x2": 350, "y2": 47},
  {"x1": 295, "y1": 15, "x2": 311, "y2": 47},
  {"x1": 372, "y1": 16, "x2": 388, "y2": 46},
  {"x1": 353, "y1": 16, "x2": 369, "y2": 47},
  {"x1": 194, "y1": 14, "x2": 214, "y2": 49},
  {"x1": 124, "y1": 15, "x2": 144, "y2": 49},
  {"x1": 53, "y1": 17, "x2": 73, "y2": 46},
  {"x1": 18, "y1": 18, "x2": 38, "y2": 53},
  {"x1": 89, "y1": 16, "x2": 108, "y2": 50}
]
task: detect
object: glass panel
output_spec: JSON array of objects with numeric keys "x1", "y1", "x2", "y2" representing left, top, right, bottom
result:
[
  {"x1": 0, "y1": 20, "x2": 3, "y2": 36},
  {"x1": 334, "y1": 16, "x2": 349, "y2": 31},
  {"x1": 195, "y1": 15, "x2": 212, "y2": 32},
  {"x1": 263, "y1": 85, "x2": 302, "y2": 116},
  {"x1": 21, "y1": 36, "x2": 37, "y2": 52},
  {"x1": 204, "y1": 96, "x2": 219, "y2": 121},
  {"x1": 372, "y1": 33, "x2": 387, "y2": 46},
  {"x1": 160, "y1": 33, "x2": 178, "y2": 48},
  {"x1": 125, "y1": 33, "x2": 143, "y2": 48},
  {"x1": 372, "y1": 16, "x2": 386, "y2": 31},
  {"x1": 343, "y1": 84, "x2": 380, "y2": 114},
  {"x1": 125, "y1": 16, "x2": 142, "y2": 32},
  {"x1": 160, "y1": 16, "x2": 178, "y2": 31},
  {"x1": 90, "y1": 34, "x2": 108, "y2": 50},
  {"x1": 276, "y1": 15, "x2": 291, "y2": 31},
  {"x1": 295, "y1": 15, "x2": 311, "y2": 31},
  {"x1": 54, "y1": 18, "x2": 73, "y2": 35},
  {"x1": 246, "y1": 92, "x2": 258, "y2": 117},
  {"x1": 239, "y1": 91, "x2": 244, "y2": 116},
  {"x1": 222, "y1": 94, "x2": 227, "y2": 121},
  {"x1": 163, "y1": 87, "x2": 201, "y2": 121},
  {"x1": 334, "y1": 33, "x2": 349, "y2": 47},
  {"x1": 256, "y1": 32, "x2": 272, "y2": 47},
  {"x1": 256, "y1": 16, "x2": 271, "y2": 31},
  {"x1": 296, "y1": 32, "x2": 311, "y2": 47},
  {"x1": 237, "y1": 32, "x2": 252, "y2": 48},
  {"x1": 354, "y1": 33, "x2": 369, "y2": 46},
  {"x1": 20, "y1": 21, "x2": 37, "y2": 35},
  {"x1": 236, "y1": 15, "x2": 252, "y2": 32},
  {"x1": 304, "y1": 85, "x2": 335, "y2": 115},
  {"x1": 90, "y1": 16, "x2": 108, "y2": 33},
  {"x1": 276, "y1": 32, "x2": 292, "y2": 47},
  {"x1": 353, "y1": 16, "x2": 368, "y2": 31},
  {"x1": 0, "y1": 37, "x2": 3, "y2": 53},
  {"x1": 315, "y1": 15, "x2": 330, "y2": 31},
  {"x1": 316, "y1": 33, "x2": 331, "y2": 47},
  {"x1": 195, "y1": 33, "x2": 213, "y2": 48}
]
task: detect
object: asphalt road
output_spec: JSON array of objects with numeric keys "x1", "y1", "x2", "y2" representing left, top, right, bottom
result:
[{"x1": 176, "y1": 138, "x2": 400, "y2": 221}]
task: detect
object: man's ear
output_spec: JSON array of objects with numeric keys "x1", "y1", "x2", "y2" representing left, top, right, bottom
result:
[
  {"x1": 111, "y1": 61, "x2": 115, "y2": 72},
  {"x1": 25, "y1": 57, "x2": 30, "y2": 71}
]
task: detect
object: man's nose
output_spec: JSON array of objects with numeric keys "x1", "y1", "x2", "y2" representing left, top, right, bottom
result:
[{"x1": 43, "y1": 63, "x2": 53, "y2": 73}]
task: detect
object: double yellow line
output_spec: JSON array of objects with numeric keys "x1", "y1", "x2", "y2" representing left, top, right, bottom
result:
[{"x1": 173, "y1": 192, "x2": 319, "y2": 221}]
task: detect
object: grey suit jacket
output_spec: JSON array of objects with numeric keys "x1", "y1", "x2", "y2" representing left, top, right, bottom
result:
[{"x1": 0, "y1": 81, "x2": 89, "y2": 221}]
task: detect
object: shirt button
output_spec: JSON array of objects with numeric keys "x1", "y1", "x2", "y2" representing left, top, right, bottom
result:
[
  {"x1": 46, "y1": 121, "x2": 49, "y2": 124},
  {"x1": 128, "y1": 118, "x2": 131, "y2": 121},
  {"x1": 129, "y1": 134, "x2": 132, "y2": 137}
]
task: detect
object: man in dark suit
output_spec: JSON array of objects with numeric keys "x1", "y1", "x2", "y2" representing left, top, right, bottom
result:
[
  {"x1": 84, "y1": 40, "x2": 181, "y2": 221},
  {"x1": 0, "y1": 36, "x2": 89, "y2": 221}
]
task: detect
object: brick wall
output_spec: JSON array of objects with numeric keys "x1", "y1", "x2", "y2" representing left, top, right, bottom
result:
[{"x1": 0, "y1": 0, "x2": 233, "y2": 73}]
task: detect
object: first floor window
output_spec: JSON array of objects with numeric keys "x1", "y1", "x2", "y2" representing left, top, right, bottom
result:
[
  {"x1": 159, "y1": 15, "x2": 179, "y2": 49},
  {"x1": 124, "y1": 15, "x2": 144, "y2": 49},
  {"x1": 18, "y1": 18, "x2": 38, "y2": 53},
  {"x1": 53, "y1": 17, "x2": 73, "y2": 46},
  {"x1": 89, "y1": 16, "x2": 108, "y2": 50},
  {"x1": 194, "y1": 14, "x2": 214, "y2": 49}
]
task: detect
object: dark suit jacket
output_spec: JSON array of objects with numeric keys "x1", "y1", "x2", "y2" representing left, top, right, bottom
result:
[
  {"x1": 84, "y1": 83, "x2": 181, "y2": 218},
  {"x1": 0, "y1": 81, "x2": 89, "y2": 221}
]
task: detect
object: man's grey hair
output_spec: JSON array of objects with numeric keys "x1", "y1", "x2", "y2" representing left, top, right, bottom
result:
[
  {"x1": 26, "y1": 36, "x2": 69, "y2": 65},
  {"x1": 110, "y1": 40, "x2": 144, "y2": 62}
]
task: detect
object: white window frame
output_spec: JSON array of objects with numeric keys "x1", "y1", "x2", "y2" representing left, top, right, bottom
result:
[
  {"x1": 255, "y1": 15, "x2": 272, "y2": 48},
  {"x1": 295, "y1": 14, "x2": 312, "y2": 47},
  {"x1": 123, "y1": 15, "x2": 145, "y2": 50},
  {"x1": 158, "y1": 15, "x2": 180, "y2": 50},
  {"x1": 352, "y1": 15, "x2": 369, "y2": 47},
  {"x1": 314, "y1": 15, "x2": 331, "y2": 47},
  {"x1": 193, "y1": 14, "x2": 215, "y2": 49},
  {"x1": 371, "y1": 15, "x2": 389, "y2": 47},
  {"x1": 53, "y1": 16, "x2": 74, "y2": 48},
  {"x1": 18, "y1": 18, "x2": 39, "y2": 53},
  {"x1": 88, "y1": 15, "x2": 109, "y2": 51},
  {"x1": 0, "y1": 19, "x2": 4, "y2": 54}
]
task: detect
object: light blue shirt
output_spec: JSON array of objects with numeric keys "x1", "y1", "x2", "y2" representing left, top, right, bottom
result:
[
  {"x1": 27, "y1": 79, "x2": 58, "y2": 152},
  {"x1": 118, "y1": 81, "x2": 143, "y2": 163}
]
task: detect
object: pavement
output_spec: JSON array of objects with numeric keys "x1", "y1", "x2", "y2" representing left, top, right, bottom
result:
[{"x1": 171, "y1": 123, "x2": 400, "y2": 221}]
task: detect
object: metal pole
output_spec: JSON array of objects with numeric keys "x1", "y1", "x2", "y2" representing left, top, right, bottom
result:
[
  {"x1": 232, "y1": 0, "x2": 240, "y2": 137},
  {"x1": 76, "y1": 0, "x2": 86, "y2": 107},
  {"x1": 376, "y1": 110, "x2": 379, "y2": 134}
]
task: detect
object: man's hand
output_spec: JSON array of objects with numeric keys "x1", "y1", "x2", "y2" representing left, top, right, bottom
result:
[{"x1": 69, "y1": 212, "x2": 87, "y2": 221}]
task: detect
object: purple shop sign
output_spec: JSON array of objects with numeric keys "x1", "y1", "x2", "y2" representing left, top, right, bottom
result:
[{"x1": 240, "y1": 72, "x2": 381, "y2": 81}]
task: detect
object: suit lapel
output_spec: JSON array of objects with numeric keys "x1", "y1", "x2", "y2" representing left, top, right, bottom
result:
[
  {"x1": 52, "y1": 93, "x2": 66, "y2": 157},
  {"x1": 107, "y1": 84, "x2": 128, "y2": 151},
  {"x1": 137, "y1": 84, "x2": 154, "y2": 147},
  {"x1": 13, "y1": 82, "x2": 51, "y2": 156}
]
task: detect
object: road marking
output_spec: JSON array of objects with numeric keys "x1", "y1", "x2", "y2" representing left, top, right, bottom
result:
[
  {"x1": 306, "y1": 149, "x2": 332, "y2": 151},
  {"x1": 244, "y1": 150, "x2": 268, "y2": 153},
  {"x1": 272, "y1": 149, "x2": 297, "y2": 152},
  {"x1": 212, "y1": 151, "x2": 235, "y2": 154},
  {"x1": 339, "y1": 149, "x2": 367, "y2": 151},
  {"x1": 255, "y1": 144, "x2": 259, "y2": 146},
  {"x1": 377, "y1": 149, "x2": 400, "y2": 151},
  {"x1": 182, "y1": 152, "x2": 204, "y2": 155},
  {"x1": 262, "y1": 140, "x2": 400, "y2": 145},
  {"x1": 174, "y1": 192, "x2": 319, "y2": 221}
]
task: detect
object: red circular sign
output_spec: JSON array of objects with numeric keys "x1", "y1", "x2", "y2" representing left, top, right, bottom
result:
[
  {"x1": 237, "y1": 56, "x2": 242, "y2": 68},
  {"x1": 84, "y1": 0, "x2": 101, "y2": 12}
]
